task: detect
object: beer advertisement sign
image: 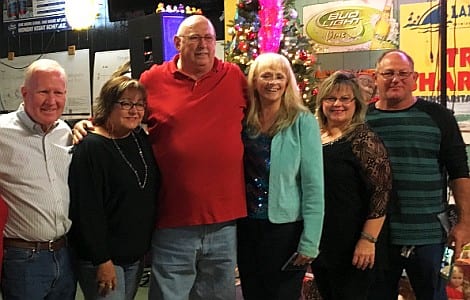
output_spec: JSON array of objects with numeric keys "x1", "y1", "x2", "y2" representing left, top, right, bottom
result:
[{"x1": 302, "y1": 0, "x2": 398, "y2": 53}]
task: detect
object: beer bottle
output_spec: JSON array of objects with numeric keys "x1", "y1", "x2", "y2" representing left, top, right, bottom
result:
[{"x1": 370, "y1": 0, "x2": 392, "y2": 50}]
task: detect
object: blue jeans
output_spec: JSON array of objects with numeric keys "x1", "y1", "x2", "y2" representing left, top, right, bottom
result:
[
  {"x1": 368, "y1": 243, "x2": 447, "y2": 300},
  {"x1": 148, "y1": 221, "x2": 237, "y2": 300},
  {"x1": 76, "y1": 259, "x2": 144, "y2": 300},
  {"x1": 1, "y1": 246, "x2": 76, "y2": 300}
]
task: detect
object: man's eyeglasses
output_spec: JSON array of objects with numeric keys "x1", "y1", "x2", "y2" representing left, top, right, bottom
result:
[
  {"x1": 114, "y1": 100, "x2": 146, "y2": 111},
  {"x1": 379, "y1": 70, "x2": 414, "y2": 80},
  {"x1": 322, "y1": 97, "x2": 355, "y2": 104},
  {"x1": 178, "y1": 35, "x2": 215, "y2": 43}
]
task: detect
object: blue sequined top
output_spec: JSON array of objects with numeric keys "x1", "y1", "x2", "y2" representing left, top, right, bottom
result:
[{"x1": 242, "y1": 130, "x2": 272, "y2": 219}]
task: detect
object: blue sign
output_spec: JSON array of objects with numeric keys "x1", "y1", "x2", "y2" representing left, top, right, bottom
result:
[{"x1": 3, "y1": 0, "x2": 71, "y2": 36}]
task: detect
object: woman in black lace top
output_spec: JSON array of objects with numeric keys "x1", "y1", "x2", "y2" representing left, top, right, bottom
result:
[{"x1": 311, "y1": 71, "x2": 392, "y2": 300}]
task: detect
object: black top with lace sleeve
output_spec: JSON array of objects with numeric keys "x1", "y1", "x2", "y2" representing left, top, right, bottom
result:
[{"x1": 318, "y1": 123, "x2": 392, "y2": 266}]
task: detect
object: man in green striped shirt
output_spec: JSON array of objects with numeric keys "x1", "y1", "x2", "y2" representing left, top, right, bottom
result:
[{"x1": 366, "y1": 50, "x2": 470, "y2": 300}]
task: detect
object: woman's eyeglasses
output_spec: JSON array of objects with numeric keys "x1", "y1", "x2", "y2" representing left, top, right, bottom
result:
[
  {"x1": 114, "y1": 100, "x2": 146, "y2": 111},
  {"x1": 322, "y1": 97, "x2": 355, "y2": 104}
]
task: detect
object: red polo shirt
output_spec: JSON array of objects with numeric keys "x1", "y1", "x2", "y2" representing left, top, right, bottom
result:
[{"x1": 140, "y1": 56, "x2": 247, "y2": 228}]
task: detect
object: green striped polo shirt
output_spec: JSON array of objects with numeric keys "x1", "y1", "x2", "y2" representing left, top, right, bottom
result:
[{"x1": 367, "y1": 99, "x2": 468, "y2": 245}]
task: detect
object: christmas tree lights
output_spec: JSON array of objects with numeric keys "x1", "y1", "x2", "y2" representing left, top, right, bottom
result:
[{"x1": 226, "y1": 0, "x2": 319, "y2": 109}]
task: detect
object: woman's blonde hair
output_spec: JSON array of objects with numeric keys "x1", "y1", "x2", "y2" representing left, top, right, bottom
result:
[
  {"x1": 245, "y1": 52, "x2": 308, "y2": 137},
  {"x1": 315, "y1": 70, "x2": 366, "y2": 136},
  {"x1": 93, "y1": 76, "x2": 147, "y2": 126}
]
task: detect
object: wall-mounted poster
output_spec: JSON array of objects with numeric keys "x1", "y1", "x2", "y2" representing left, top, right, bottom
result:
[
  {"x1": 302, "y1": 0, "x2": 398, "y2": 53},
  {"x1": 0, "y1": 49, "x2": 91, "y2": 117},
  {"x1": 399, "y1": 1, "x2": 470, "y2": 145},
  {"x1": 2, "y1": 0, "x2": 71, "y2": 36},
  {"x1": 93, "y1": 49, "x2": 130, "y2": 105}
]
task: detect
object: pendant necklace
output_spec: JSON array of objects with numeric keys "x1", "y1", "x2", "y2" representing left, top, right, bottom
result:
[
  {"x1": 321, "y1": 129, "x2": 343, "y2": 146},
  {"x1": 112, "y1": 131, "x2": 148, "y2": 189}
]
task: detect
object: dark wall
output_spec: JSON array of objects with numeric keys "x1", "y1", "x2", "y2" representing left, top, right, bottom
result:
[
  {"x1": 0, "y1": 0, "x2": 224, "y2": 70},
  {"x1": 0, "y1": 0, "x2": 131, "y2": 76},
  {"x1": 0, "y1": 0, "x2": 224, "y2": 118}
]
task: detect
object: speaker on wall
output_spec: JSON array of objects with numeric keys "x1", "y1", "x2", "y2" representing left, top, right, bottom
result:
[{"x1": 128, "y1": 13, "x2": 185, "y2": 79}]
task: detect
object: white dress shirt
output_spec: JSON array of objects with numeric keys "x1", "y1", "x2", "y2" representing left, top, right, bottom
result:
[{"x1": 0, "y1": 104, "x2": 73, "y2": 241}]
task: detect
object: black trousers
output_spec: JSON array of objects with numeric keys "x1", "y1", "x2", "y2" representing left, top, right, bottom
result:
[
  {"x1": 311, "y1": 254, "x2": 374, "y2": 300},
  {"x1": 237, "y1": 218, "x2": 305, "y2": 300}
]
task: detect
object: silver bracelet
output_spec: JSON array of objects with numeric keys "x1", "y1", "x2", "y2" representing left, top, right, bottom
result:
[{"x1": 360, "y1": 231, "x2": 377, "y2": 243}]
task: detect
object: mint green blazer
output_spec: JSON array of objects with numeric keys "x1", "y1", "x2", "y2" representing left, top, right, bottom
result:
[{"x1": 268, "y1": 111, "x2": 324, "y2": 258}]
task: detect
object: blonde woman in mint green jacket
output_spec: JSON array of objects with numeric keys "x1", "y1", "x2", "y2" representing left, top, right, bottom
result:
[{"x1": 237, "y1": 52, "x2": 324, "y2": 300}]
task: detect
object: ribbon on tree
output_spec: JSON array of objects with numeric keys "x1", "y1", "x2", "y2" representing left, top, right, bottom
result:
[{"x1": 258, "y1": 0, "x2": 283, "y2": 53}]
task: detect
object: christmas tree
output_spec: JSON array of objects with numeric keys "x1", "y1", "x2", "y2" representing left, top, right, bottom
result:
[{"x1": 225, "y1": 0, "x2": 319, "y2": 110}]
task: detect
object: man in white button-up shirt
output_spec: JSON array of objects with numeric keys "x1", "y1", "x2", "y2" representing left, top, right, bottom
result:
[{"x1": 0, "y1": 59, "x2": 76, "y2": 300}]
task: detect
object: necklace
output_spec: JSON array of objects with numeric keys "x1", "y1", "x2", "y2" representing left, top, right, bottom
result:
[
  {"x1": 112, "y1": 132, "x2": 148, "y2": 189},
  {"x1": 321, "y1": 128, "x2": 344, "y2": 146}
]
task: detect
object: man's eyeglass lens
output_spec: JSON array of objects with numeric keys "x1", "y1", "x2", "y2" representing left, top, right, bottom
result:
[
  {"x1": 380, "y1": 71, "x2": 413, "y2": 79},
  {"x1": 180, "y1": 35, "x2": 215, "y2": 43}
]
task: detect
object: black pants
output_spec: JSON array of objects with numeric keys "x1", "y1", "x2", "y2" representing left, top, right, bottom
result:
[
  {"x1": 311, "y1": 254, "x2": 374, "y2": 300},
  {"x1": 237, "y1": 218, "x2": 305, "y2": 300}
]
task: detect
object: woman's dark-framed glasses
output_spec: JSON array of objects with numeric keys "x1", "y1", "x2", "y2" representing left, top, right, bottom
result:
[{"x1": 114, "y1": 100, "x2": 146, "y2": 111}]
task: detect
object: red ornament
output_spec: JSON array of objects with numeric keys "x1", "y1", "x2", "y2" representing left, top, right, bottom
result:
[
  {"x1": 299, "y1": 50, "x2": 307, "y2": 60},
  {"x1": 248, "y1": 32, "x2": 256, "y2": 40},
  {"x1": 238, "y1": 41, "x2": 248, "y2": 52}
]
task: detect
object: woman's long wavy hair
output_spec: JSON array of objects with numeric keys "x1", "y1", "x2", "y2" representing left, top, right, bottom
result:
[
  {"x1": 245, "y1": 53, "x2": 308, "y2": 137},
  {"x1": 315, "y1": 70, "x2": 366, "y2": 136}
]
